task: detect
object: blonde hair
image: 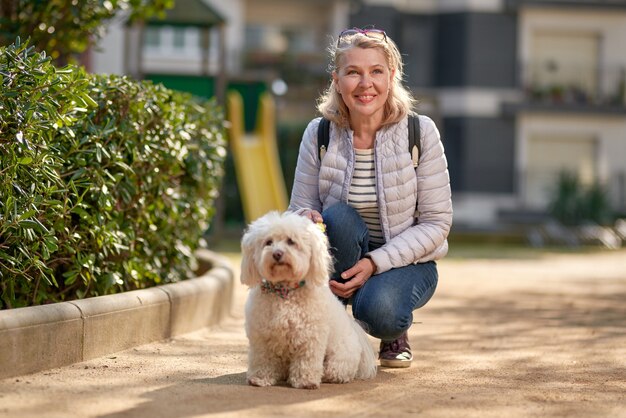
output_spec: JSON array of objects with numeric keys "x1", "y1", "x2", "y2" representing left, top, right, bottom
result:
[{"x1": 316, "y1": 32, "x2": 417, "y2": 128}]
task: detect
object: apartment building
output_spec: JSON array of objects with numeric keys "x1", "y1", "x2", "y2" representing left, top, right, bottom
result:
[
  {"x1": 91, "y1": 0, "x2": 626, "y2": 228},
  {"x1": 351, "y1": 0, "x2": 626, "y2": 227}
]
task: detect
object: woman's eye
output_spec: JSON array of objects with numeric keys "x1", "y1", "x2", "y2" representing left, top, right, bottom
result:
[
  {"x1": 287, "y1": 238, "x2": 296, "y2": 246},
  {"x1": 264, "y1": 239, "x2": 273, "y2": 246}
]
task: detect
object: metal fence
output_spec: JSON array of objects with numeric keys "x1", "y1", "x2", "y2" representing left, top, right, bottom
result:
[{"x1": 522, "y1": 62, "x2": 626, "y2": 109}]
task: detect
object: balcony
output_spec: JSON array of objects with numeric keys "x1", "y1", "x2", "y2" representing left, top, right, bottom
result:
[{"x1": 504, "y1": 62, "x2": 626, "y2": 115}]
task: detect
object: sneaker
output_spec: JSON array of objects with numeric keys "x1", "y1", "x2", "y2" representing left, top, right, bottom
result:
[{"x1": 379, "y1": 332, "x2": 412, "y2": 368}]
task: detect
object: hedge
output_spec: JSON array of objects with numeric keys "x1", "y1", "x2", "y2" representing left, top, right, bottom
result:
[{"x1": 0, "y1": 39, "x2": 226, "y2": 308}]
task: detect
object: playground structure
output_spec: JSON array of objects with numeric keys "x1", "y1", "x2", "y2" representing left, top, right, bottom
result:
[{"x1": 227, "y1": 91, "x2": 289, "y2": 223}]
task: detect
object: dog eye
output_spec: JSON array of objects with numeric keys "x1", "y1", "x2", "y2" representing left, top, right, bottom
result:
[
  {"x1": 264, "y1": 239, "x2": 273, "y2": 246},
  {"x1": 287, "y1": 238, "x2": 296, "y2": 246}
]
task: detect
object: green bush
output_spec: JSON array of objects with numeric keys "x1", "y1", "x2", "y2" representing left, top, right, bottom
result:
[
  {"x1": 0, "y1": 40, "x2": 226, "y2": 308},
  {"x1": 548, "y1": 171, "x2": 613, "y2": 226}
]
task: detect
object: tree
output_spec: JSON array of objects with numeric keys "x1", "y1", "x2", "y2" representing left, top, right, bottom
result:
[{"x1": 0, "y1": 0, "x2": 173, "y2": 64}]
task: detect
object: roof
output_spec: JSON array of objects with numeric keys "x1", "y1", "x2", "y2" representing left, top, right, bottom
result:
[{"x1": 148, "y1": 0, "x2": 225, "y2": 28}]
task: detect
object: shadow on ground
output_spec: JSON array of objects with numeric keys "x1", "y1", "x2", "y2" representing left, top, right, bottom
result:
[{"x1": 97, "y1": 370, "x2": 395, "y2": 418}]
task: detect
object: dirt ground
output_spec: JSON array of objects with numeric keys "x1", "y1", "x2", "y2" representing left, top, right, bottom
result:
[{"x1": 0, "y1": 248, "x2": 625, "y2": 418}]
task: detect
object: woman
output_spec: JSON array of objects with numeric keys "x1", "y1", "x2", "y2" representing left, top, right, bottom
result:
[{"x1": 288, "y1": 28, "x2": 452, "y2": 368}]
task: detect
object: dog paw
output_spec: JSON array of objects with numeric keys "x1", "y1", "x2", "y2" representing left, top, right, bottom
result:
[
  {"x1": 289, "y1": 379, "x2": 320, "y2": 390},
  {"x1": 247, "y1": 376, "x2": 275, "y2": 387},
  {"x1": 322, "y1": 365, "x2": 355, "y2": 384},
  {"x1": 322, "y1": 374, "x2": 351, "y2": 384}
]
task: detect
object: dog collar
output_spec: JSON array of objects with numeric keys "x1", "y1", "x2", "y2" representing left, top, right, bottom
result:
[{"x1": 260, "y1": 279, "x2": 306, "y2": 299}]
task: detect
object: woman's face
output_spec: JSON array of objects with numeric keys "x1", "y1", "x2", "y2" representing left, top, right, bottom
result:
[{"x1": 333, "y1": 47, "x2": 394, "y2": 124}]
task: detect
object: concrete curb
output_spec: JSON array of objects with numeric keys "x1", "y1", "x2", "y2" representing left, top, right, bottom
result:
[{"x1": 0, "y1": 249, "x2": 234, "y2": 379}]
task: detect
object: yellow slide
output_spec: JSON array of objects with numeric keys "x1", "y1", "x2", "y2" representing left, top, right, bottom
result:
[{"x1": 227, "y1": 91, "x2": 288, "y2": 223}]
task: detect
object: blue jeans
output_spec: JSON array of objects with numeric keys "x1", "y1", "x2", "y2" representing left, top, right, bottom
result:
[{"x1": 322, "y1": 203, "x2": 438, "y2": 341}]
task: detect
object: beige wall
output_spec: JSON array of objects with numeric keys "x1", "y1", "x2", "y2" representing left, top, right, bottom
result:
[
  {"x1": 516, "y1": 7, "x2": 626, "y2": 212},
  {"x1": 246, "y1": 0, "x2": 331, "y2": 28},
  {"x1": 517, "y1": 113, "x2": 626, "y2": 209},
  {"x1": 520, "y1": 8, "x2": 626, "y2": 74}
]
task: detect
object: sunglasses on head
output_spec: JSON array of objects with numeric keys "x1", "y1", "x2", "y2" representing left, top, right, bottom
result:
[{"x1": 337, "y1": 27, "x2": 387, "y2": 47}]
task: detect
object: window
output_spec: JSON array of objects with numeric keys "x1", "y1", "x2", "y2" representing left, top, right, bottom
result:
[
  {"x1": 529, "y1": 31, "x2": 599, "y2": 103},
  {"x1": 144, "y1": 27, "x2": 161, "y2": 48},
  {"x1": 173, "y1": 27, "x2": 186, "y2": 49},
  {"x1": 245, "y1": 25, "x2": 287, "y2": 53},
  {"x1": 244, "y1": 25, "x2": 317, "y2": 54},
  {"x1": 525, "y1": 134, "x2": 597, "y2": 207}
]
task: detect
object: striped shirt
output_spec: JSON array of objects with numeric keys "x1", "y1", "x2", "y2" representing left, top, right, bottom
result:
[{"x1": 348, "y1": 148, "x2": 385, "y2": 247}]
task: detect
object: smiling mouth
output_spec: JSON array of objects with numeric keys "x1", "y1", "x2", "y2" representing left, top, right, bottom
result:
[{"x1": 355, "y1": 94, "x2": 376, "y2": 103}]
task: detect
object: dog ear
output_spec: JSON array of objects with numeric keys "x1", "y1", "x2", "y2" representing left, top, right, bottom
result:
[
  {"x1": 306, "y1": 223, "x2": 333, "y2": 286},
  {"x1": 240, "y1": 212, "x2": 280, "y2": 286},
  {"x1": 240, "y1": 225, "x2": 263, "y2": 287}
]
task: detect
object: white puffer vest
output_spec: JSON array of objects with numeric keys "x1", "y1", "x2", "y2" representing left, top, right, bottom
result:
[{"x1": 288, "y1": 115, "x2": 453, "y2": 274}]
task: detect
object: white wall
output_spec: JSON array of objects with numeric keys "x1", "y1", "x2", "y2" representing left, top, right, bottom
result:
[
  {"x1": 452, "y1": 193, "x2": 518, "y2": 226},
  {"x1": 90, "y1": 0, "x2": 246, "y2": 76},
  {"x1": 439, "y1": 88, "x2": 522, "y2": 117},
  {"x1": 205, "y1": 0, "x2": 244, "y2": 73},
  {"x1": 91, "y1": 15, "x2": 127, "y2": 75}
]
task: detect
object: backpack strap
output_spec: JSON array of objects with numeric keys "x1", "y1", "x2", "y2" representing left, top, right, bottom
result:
[
  {"x1": 408, "y1": 114, "x2": 421, "y2": 168},
  {"x1": 317, "y1": 115, "x2": 421, "y2": 165},
  {"x1": 317, "y1": 117, "x2": 330, "y2": 161},
  {"x1": 408, "y1": 114, "x2": 422, "y2": 217}
]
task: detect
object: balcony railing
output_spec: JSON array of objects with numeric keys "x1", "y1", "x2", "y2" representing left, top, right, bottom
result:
[{"x1": 521, "y1": 62, "x2": 626, "y2": 111}]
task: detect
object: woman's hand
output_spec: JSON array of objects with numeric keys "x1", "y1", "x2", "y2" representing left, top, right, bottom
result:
[
  {"x1": 329, "y1": 257, "x2": 377, "y2": 299},
  {"x1": 294, "y1": 208, "x2": 323, "y2": 223}
]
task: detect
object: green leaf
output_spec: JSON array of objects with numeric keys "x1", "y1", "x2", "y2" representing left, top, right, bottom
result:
[
  {"x1": 81, "y1": 93, "x2": 98, "y2": 107},
  {"x1": 70, "y1": 168, "x2": 86, "y2": 181},
  {"x1": 19, "y1": 219, "x2": 44, "y2": 233},
  {"x1": 44, "y1": 236, "x2": 59, "y2": 252},
  {"x1": 71, "y1": 206, "x2": 90, "y2": 220},
  {"x1": 62, "y1": 270, "x2": 79, "y2": 285},
  {"x1": 18, "y1": 210, "x2": 37, "y2": 220},
  {"x1": 42, "y1": 244, "x2": 50, "y2": 260}
]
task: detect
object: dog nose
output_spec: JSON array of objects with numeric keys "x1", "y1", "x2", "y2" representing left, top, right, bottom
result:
[{"x1": 273, "y1": 250, "x2": 283, "y2": 261}]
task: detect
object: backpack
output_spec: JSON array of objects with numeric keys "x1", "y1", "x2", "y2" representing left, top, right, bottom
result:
[{"x1": 317, "y1": 115, "x2": 422, "y2": 168}]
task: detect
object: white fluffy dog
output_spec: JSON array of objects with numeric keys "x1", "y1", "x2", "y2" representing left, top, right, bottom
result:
[{"x1": 240, "y1": 211, "x2": 377, "y2": 389}]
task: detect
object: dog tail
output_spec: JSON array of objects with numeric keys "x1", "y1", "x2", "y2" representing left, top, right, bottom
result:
[{"x1": 352, "y1": 320, "x2": 378, "y2": 379}]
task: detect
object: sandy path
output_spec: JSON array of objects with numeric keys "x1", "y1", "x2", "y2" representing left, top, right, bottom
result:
[{"x1": 1, "y1": 249, "x2": 625, "y2": 418}]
